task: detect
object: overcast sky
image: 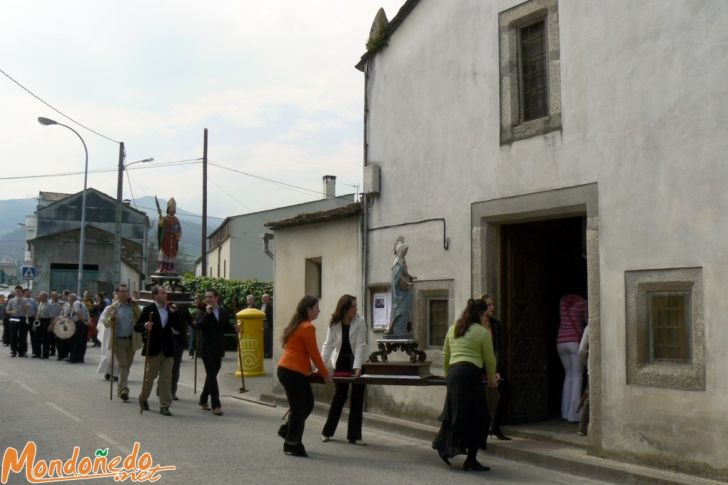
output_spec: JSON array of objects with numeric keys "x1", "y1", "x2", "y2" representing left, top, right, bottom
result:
[{"x1": 0, "y1": 1, "x2": 404, "y2": 218}]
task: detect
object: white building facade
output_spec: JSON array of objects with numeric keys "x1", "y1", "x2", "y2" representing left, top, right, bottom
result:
[{"x1": 358, "y1": 0, "x2": 728, "y2": 476}]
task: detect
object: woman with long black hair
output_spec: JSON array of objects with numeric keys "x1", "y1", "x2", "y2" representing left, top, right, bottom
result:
[
  {"x1": 433, "y1": 299, "x2": 497, "y2": 471},
  {"x1": 277, "y1": 295, "x2": 333, "y2": 457}
]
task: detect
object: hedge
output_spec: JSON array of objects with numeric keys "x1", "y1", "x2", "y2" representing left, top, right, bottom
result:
[{"x1": 181, "y1": 274, "x2": 273, "y2": 313}]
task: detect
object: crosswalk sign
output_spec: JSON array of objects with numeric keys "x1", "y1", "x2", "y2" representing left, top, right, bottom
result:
[{"x1": 21, "y1": 266, "x2": 36, "y2": 280}]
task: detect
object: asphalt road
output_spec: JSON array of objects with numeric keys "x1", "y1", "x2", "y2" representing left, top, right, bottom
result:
[{"x1": 0, "y1": 343, "x2": 611, "y2": 485}]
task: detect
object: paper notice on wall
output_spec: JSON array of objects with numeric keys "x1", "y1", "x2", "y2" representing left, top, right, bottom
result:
[{"x1": 372, "y1": 292, "x2": 391, "y2": 331}]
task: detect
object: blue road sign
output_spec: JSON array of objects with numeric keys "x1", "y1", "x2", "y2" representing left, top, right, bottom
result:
[{"x1": 21, "y1": 265, "x2": 36, "y2": 280}]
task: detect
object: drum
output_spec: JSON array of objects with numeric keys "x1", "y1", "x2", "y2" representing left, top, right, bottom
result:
[{"x1": 51, "y1": 317, "x2": 76, "y2": 340}]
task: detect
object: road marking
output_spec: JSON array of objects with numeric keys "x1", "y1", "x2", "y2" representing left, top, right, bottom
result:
[
  {"x1": 14, "y1": 381, "x2": 37, "y2": 395},
  {"x1": 96, "y1": 433, "x2": 119, "y2": 446},
  {"x1": 178, "y1": 381, "x2": 193, "y2": 388},
  {"x1": 46, "y1": 401, "x2": 81, "y2": 422}
]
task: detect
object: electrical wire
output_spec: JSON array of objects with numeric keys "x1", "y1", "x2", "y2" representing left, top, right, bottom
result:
[
  {"x1": 125, "y1": 169, "x2": 138, "y2": 208},
  {"x1": 208, "y1": 178, "x2": 255, "y2": 213},
  {"x1": 0, "y1": 66, "x2": 120, "y2": 144},
  {"x1": 209, "y1": 161, "x2": 355, "y2": 201},
  {"x1": 0, "y1": 158, "x2": 202, "y2": 181}
]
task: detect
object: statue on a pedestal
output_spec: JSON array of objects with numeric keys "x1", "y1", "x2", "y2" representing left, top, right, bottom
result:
[
  {"x1": 386, "y1": 236, "x2": 416, "y2": 338},
  {"x1": 155, "y1": 196, "x2": 182, "y2": 274}
]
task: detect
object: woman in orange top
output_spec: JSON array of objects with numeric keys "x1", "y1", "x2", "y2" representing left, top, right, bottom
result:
[{"x1": 277, "y1": 295, "x2": 333, "y2": 457}]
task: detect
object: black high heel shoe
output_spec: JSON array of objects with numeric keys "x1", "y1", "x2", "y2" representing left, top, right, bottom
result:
[{"x1": 463, "y1": 459, "x2": 490, "y2": 471}]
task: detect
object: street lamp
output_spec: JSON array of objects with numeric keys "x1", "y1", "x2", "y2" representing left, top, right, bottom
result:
[
  {"x1": 114, "y1": 155, "x2": 153, "y2": 289},
  {"x1": 38, "y1": 116, "x2": 88, "y2": 295}
]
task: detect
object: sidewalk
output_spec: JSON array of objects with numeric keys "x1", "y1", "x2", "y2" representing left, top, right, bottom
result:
[{"x1": 214, "y1": 356, "x2": 724, "y2": 485}]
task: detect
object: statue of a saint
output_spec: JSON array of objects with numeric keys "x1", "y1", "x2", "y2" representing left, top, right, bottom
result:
[
  {"x1": 155, "y1": 196, "x2": 182, "y2": 273},
  {"x1": 386, "y1": 236, "x2": 416, "y2": 338}
]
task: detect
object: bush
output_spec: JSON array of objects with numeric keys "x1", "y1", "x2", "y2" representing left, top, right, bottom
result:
[{"x1": 181, "y1": 274, "x2": 273, "y2": 313}]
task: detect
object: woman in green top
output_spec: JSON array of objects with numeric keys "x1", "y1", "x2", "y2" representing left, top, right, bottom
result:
[{"x1": 432, "y1": 299, "x2": 497, "y2": 472}]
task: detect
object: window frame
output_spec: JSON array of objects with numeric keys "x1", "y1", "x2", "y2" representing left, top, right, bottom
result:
[
  {"x1": 426, "y1": 297, "x2": 449, "y2": 348},
  {"x1": 625, "y1": 267, "x2": 705, "y2": 391},
  {"x1": 499, "y1": 0, "x2": 562, "y2": 144}
]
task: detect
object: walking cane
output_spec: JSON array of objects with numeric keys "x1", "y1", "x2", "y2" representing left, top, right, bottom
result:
[
  {"x1": 194, "y1": 327, "x2": 200, "y2": 395},
  {"x1": 109, "y1": 320, "x2": 116, "y2": 401},
  {"x1": 236, "y1": 324, "x2": 248, "y2": 393},
  {"x1": 140, "y1": 316, "x2": 154, "y2": 414}
]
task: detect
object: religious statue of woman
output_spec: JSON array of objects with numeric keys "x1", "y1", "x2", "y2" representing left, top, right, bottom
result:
[
  {"x1": 386, "y1": 236, "x2": 416, "y2": 338},
  {"x1": 156, "y1": 196, "x2": 182, "y2": 273}
]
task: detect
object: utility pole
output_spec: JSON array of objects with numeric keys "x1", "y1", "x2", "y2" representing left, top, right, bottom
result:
[
  {"x1": 201, "y1": 129, "x2": 208, "y2": 277},
  {"x1": 113, "y1": 142, "x2": 126, "y2": 287}
]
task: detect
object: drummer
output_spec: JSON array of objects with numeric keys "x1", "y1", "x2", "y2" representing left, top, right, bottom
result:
[{"x1": 55, "y1": 291, "x2": 73, "y2": 361}]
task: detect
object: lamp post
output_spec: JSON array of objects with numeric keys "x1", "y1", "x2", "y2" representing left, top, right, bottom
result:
[
  {"x1": 114, "y1": 154, "x2": 153, "y2": 289},
  {"x1": 38, "y1": 116, "x2": 88, "y2": 295}
]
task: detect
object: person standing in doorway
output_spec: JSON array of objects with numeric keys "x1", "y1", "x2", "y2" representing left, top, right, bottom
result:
[
  {"x1": 556, "y1": 293, "x2": 588, "y2": 423},
  {"x1": 277, "y1": 296, "x2": 332, "y2": 457},
  {"x1": 195, "y1": 289, "x2": 240, "y2": 416},
  {"x1": 261, "y1": 294, "x2": 273, "y2": 358},
  {"x1": 320, "y1": 294, "x2": 368, "y2": 445}
]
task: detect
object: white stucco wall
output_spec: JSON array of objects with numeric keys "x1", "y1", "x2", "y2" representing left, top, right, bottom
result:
[
  {"x1": 363, "y1": 0, "x2": 728, "y2": 473},
  {"x1": 271, "y1": 217, "x2": 362, "y2": 389}
]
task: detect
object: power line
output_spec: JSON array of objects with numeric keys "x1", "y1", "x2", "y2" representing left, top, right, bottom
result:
[
  {"x1": 0, "y1": 66, "x2": 120, "y2": 144},
  {"x1": 125, "y1": 170, "x2": 138, "y2": 208},
  {"x1": 208, "y1": 161, "x2": 355, "y2": 201},
  {"x1": 208, "y1": 178, "x2": 255, "y2": 213},
  {"x1": 0, "y1": 158, "x2": 202, "y2": 181}
]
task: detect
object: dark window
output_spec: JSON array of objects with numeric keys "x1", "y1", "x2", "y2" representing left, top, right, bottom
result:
[
  {"x1": 648, "y1": 292, "x2": 691, "y2": 363},
  {"x1": 428, "y1": 298, "x2": 448, "y2": 347},
  {"x1": 519, "y1": 20, "x2": 548, "y2": 122}
]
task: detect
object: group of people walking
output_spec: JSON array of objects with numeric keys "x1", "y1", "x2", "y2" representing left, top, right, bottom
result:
[
  {"x1": 1, "y1": 285, "x2": 106, "y2": 363},
  {"x1": 274, "y1": 293, "x2": 517, "y2": 471}
]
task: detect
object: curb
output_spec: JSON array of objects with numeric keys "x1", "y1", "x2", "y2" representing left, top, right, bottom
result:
[{"x1": 258, "y1": 392, "x2": 724, "y2": 485}]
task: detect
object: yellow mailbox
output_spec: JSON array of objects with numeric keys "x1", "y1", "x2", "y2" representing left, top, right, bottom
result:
[{"x1": 235, "y1": 308, "x2": 266, "y2": 377}]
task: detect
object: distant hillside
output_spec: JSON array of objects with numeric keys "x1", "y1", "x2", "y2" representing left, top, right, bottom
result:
[{"x1": 0, "y1": 196, "x2": 223, "y2": 264}]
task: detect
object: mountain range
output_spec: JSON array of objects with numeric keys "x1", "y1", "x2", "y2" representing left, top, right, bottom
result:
[{"x1": 0, "y1": 195, "x2": 223, "y2": 269}]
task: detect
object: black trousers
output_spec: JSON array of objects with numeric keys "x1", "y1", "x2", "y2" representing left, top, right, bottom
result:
[
  {"x1": 264, "y1": 322, "x2": 273, "y2": 358},
  {"x1": 37, "y1": 318, "x2": 52, "y2": 358},
  {"x1": 277, "y1": 366, "x2": 314, "y2": 445},
  {"x1": 200, "y1": 354, "x2": 223, "y2": 408},
  {"x1": 322, "y1": 382, "x2": 365, "y2": 441},
  {"x1": 170, "y1": 337, "x2": 184, "y2": 397},
  {"x1": 1, "y1": 317, "x2": 8, "y2": 345},
  {"x1": 70, "y1": 322, "x2": 87, "y2": 362},
  {"x1": 9, "y1": 318, "x2": 28, "y2": 355}
]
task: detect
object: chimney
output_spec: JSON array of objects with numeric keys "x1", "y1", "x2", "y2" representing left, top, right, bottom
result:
[{"x1": 323, "y1": 175, "x2": 336, "y2": 199}]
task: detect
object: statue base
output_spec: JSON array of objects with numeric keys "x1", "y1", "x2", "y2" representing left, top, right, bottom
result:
[
  {"x1": 368, "y1": 338, "x2": 427, "y2": 364},
  {"x1": 140, "y1": 273, "x2": 191, "y2": 308},
  {"x1": 362, "y1": 361, "x2": 432, "y2": 379}
]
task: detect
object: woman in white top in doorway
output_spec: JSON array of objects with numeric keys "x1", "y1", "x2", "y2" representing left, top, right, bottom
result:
[{"x1": 319, "y1": 294, "x2": 368, "y2": 445}]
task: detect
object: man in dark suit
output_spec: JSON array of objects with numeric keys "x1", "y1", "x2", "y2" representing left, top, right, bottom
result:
[
  {"x1": 261, "y1": 293, "x2": 273, "y2": 358},
  {"x1": 195, "y1": 289, "x2": 240, "y2": 416},
  {"x1": 135, "y1": 286, "x2": 183, "y2": 416}
]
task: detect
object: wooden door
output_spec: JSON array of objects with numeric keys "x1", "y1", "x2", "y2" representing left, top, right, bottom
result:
[{"x1": 502, "y1": 223, "x2": 550, "y2": 423}]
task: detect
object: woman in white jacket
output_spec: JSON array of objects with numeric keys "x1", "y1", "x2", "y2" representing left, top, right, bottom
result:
[{"x1": 320, "y1": 294, "x2": 368, "y2": 445}]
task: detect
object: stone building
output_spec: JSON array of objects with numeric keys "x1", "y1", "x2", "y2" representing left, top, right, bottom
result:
[
  {"x1": 354, "y1": 0, "x2": 728, "y2": 477},
  {"x1": 27, "y1": 189, "x2": 149, "y2": 293}
]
